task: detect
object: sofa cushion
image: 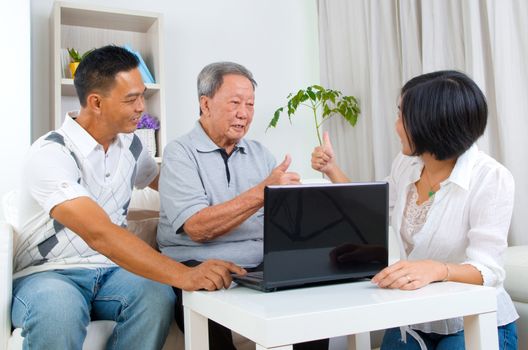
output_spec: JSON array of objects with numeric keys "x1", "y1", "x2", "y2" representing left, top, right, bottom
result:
[
  {"x1": 504, "y1": 245, "x2": 528, "y2": 303},
  {"x1": 130, "y1": 187, "x2": 160, "y2": 211},
  {"x1": 127, "y1": 209, "x2": 160, "y2": 249}
]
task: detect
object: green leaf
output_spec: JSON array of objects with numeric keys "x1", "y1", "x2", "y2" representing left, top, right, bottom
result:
[
  {"x1": 68, "y1": 48, "x2": 81, "y2": 62},
  {"x1": 267, "y1": 107, "x2": 283, "y2": 130},
  {"x1": 68, "y1": 48, "x2": 93, "y2": 62},
  {"x1": 81, "y1": 48, "x2": 94, "y2": 60},
  {"x1": 323, "y1": 104, "x2": 331, "y2": 117},
  {"x1": 329, "y1": 92, "x2": 336, "y2": 105},
  {"x1": 295, "y1": 89, "x2": 305, "y2": 103},
  {"x1": 267, "y1": 84, "x2": 361, "y2": 137},
  {"x1": 287, "y1": 100, "x2": 294, "y2": 116},
  {"x1": 291, "y1": 95, "x2": 299, "y2": 110},
  {"x1": 345, "y1": 109, "x2": 352, "y2": 123},
  {"x1": 339, "y1": 103, "x2": 347, "y2": 116}
]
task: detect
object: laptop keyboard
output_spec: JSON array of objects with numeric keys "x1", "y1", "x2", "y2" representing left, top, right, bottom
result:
[
  {"x1": 239, "y1": 270, "x2": 263, "y2": 281},
  {"x1": 247, "y1": 270, "x2": 263, "y2": 278}
]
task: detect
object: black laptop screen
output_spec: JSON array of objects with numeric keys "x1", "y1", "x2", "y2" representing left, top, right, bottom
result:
[{"x1": 263, "y1": 182, "x2": 388, "y2": 287}]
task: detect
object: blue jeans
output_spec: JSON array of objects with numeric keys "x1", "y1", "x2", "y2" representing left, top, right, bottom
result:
[
  {"x1": 381, "y1": 322, "x2": 517, "y2": 350},
  {"x1": 12, "y1": 267, "x2": 175, "y2": 350}
]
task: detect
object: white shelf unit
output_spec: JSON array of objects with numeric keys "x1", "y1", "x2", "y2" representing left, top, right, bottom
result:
[{"x1": 52, "y1": 2, "x2": 166, "y2": 161}]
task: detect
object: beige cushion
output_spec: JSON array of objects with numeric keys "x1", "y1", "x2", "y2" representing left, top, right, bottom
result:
[
  {"x1": 130, "y1": 187, "x2": 160, "y2": 211},
  {"x1": 504, "y1": 245, "x2": 528, "y2": 303},
  {"x1": 127, "y1": 209, "x2": 160, "y2": 249}
]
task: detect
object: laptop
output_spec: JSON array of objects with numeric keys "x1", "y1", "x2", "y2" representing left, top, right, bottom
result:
[{"x1": 233, "y1": 182, "x2": 389, "y2": 292}]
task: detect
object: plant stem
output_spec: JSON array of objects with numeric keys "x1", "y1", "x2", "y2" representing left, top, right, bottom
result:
[{"x1": 312, "y1": 105, "x2": 322, "y2": 146}]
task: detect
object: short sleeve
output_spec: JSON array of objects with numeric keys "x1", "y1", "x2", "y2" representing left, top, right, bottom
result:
[
  {"x1": 158, "y1": 141, "x2": 209, "y2": 234},
  {"x1": 134, "y1": 143, "x2": 158, "y2": 189},
  {"x1": 25, "y1": 141, "x2": 90, "y2": 214}
]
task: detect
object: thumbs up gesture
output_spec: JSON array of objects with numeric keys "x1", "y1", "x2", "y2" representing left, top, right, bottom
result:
[
  {"x1": 265, "y1": 154, "x2": 301, "y2": 186},
  {"x1": 311, "y1": 131, "x2": 336, "y2": 174}
]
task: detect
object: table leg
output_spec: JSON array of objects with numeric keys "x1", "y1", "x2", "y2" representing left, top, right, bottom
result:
[
  {"x1": 255, "y1": 345, "x2": 293, "y2": 350},
  {"x1": 347, "y1": 332, "x2": 371, "y2": 350},
  {"x1": 463, "y1": 312, "x2": 499, "y2": 350},
  {"x1": 184, "y1": 306, "x2": 209, "y2": 350}
]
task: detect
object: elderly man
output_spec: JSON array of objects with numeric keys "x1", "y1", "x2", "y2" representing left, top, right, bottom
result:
[
  {"x1": 12, "y1": 46, "x2": 244, "y2": 350},
  {"x1": 158, "y1": 62, "x2": 328, "y2": 350}
]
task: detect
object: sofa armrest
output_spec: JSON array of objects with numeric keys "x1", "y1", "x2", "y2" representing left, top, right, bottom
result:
[
  {"x1": 504, "y1": 245, "x2": 528, "y2": 350},
  {"x1": 0, "y1": 222, "x2": 13, "y2": 349},
  {"x1": 504, "y1": 245, "x2": 528, "y2": 303}
]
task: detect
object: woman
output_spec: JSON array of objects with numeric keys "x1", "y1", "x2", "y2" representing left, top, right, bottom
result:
[{"x1": 311, "y1": 71, "x2": 518, "y2": 349}]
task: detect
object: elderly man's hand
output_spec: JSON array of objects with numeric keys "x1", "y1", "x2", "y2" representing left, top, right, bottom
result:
[
  {"x1": 266, "y1": 154, "x2": 301, "y2": 186},
  {"x1": 179, "y1": 260, "x2": 246, "y2": 291}
]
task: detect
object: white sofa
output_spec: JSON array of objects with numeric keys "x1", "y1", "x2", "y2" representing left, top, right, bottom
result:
[
  {"x1": 504, "y1": 245, "x2": 528, "y2": 349},
  {"x1": 2, "y1": 188, "x2": 527, "y2": 349}
]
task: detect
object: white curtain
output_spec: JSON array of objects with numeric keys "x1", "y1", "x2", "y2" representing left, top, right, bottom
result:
[{"x1": 317, "y1": 0, "x2": 528, "y2": 245}]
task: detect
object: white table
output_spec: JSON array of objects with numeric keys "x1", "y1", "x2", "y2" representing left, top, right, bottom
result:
[{"x1": 183, "y1": 281, "x2": 498, "y2": 350}]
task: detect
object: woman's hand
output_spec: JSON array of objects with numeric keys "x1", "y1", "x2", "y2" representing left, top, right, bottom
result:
[
  {"x1": 311, "y1": 131, "x2": 336, "y2": 174},
  {"x1": 371, "y1": 259, "x2": 447, "y2": 290},
  {"x1": 310, "y1": 131, "x2": 351, "y2": 183}
]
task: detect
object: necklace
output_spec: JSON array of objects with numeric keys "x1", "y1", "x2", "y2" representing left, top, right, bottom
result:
[{"x1": 422, "y1": 169, "x2": 440, "y2": 198}]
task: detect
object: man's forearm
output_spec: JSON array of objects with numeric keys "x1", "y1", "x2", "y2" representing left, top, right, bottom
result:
[
  {"x1": 93, "y1": 223, "x2": 192, "y2": 286},
  {"x1": 51, "y1": 197, "x2": 190, "y2": 287},
  {"x1": 184, "y1": 184, "x2": 265, "y2": 242}
]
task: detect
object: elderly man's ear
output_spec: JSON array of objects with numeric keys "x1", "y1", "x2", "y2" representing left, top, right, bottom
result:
[{"x1": 199, "y1": 95, "x2": 210, "y2": 117}]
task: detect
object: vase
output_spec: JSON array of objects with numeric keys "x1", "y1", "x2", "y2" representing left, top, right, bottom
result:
[
  {"x1": 134, "y1": 129, "x2": 157, "y2": 157},
  {"x1": 69, "y1": 62, "x2": 80, "y2": 79}
]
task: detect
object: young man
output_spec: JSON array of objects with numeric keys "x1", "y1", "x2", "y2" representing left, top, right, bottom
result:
[{"x1": 12, "y1": 46, "x2": 244, "y2": 349}]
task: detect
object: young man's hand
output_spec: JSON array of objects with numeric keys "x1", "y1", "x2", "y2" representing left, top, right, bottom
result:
[{"x1": 179, "y1": 260, "x2": 247, "y2": 291}]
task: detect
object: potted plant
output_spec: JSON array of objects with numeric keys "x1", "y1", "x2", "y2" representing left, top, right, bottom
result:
[
  {"x1": 67, "y1": 48, "x2": 93, "y2": 79},
  {"x1": 268, "y1": 85, "x2": 360, "y2": 145},
  {"x1": 135, "y1": 113, "x2": 160, "y2": 157}
]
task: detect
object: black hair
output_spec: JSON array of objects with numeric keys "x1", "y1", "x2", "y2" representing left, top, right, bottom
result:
[
  {"x1": 74, "y1": 45, "x2": 139, "y2": 107},
  {"x1": 400, "y1": 70, "x2": 487, "y2": 160}
]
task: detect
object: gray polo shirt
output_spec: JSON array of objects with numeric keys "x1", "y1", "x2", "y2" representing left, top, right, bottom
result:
[{"x1": 157, "y1": 121, "x2": 276, "y2": 267}]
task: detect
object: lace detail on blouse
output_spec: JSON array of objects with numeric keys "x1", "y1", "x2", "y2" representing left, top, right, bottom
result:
[{"x1": 401, "y1": 184, "x2": 434, "y2": 255}]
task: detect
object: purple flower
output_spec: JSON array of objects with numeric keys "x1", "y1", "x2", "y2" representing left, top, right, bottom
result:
[{"x1": 137, "y1": 113, "x2": 160, "y2": 129}]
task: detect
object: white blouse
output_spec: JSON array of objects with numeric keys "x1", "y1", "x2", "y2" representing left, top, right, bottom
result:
[
  {"x1": 401, "y1": 185, "x2": 434, "y2": 256},
  {"x1": 387, "y1": 144, "x2": 518, "y2": 334}
]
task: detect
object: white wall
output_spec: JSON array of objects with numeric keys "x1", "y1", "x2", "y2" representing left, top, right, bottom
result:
[
  {"x1": 0, "y1": 0, "x2": 31, "y2": 218},
  {"x1": 31, "y1": 0, "x2": 321, "y2": 178}
]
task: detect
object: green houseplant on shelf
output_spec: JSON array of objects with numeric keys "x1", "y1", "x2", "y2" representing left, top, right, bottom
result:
[
  {"x1": 267, "y1": 85, "x2": 360, "y2": 146},
  {"x1": 67, "y1": 48, "x2": 93, "y2": 79}
]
